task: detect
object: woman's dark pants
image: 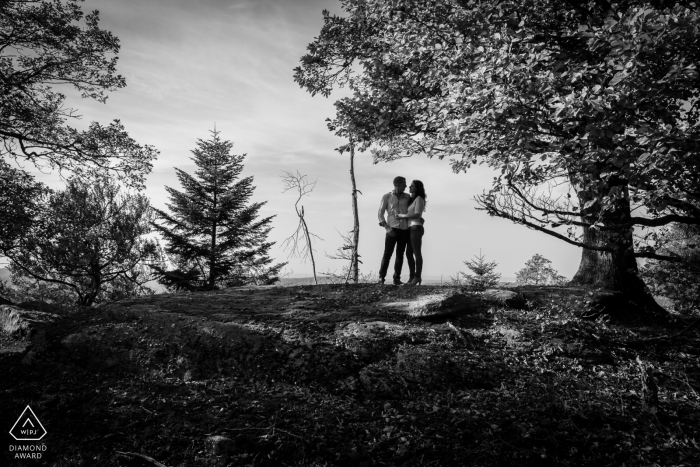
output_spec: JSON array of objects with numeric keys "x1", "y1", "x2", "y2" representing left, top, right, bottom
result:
[
  {"x1": 406, "y1": 225, "x2": 424, "y2": 279},
  {"x1": 378, "y1": 228, "x2": 410, "y2": 280}
]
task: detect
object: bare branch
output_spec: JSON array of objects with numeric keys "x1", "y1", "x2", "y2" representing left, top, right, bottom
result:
[{"x1": 280, "y1": 171, "x2": 321, "y2": 284}]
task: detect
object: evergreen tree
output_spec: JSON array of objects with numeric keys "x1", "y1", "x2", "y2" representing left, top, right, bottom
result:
[
  {"x1": 454, "y1": 251, "x2": 501, "y2": 291},
  {"x1": 516, "y1": 254, "x2": 567, "y2": 286},
  {"x1": 152, "y1": 130, "x2": 284, "y2": 291}
]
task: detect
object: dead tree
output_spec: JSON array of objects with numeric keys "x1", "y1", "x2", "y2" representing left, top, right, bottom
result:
[
  {"x1": 281, "y1": 171, "x2": 321, "y2": 285},
  {"x1": 335, "y1": 139, "x2": 361, "y2": 283}
]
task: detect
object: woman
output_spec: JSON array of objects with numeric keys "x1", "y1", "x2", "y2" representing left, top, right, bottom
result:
[{"x1": 398, "y1": 180, "x2": 426, "y2": 286}]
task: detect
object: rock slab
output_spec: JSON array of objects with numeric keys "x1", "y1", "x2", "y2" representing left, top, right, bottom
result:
[
  {"x1": 17, "y1": 300, "x2": 67, "y2": 315},
  {"x1": 380, "y1": 291, "x2": 479, "y2": 318},
  {"x1": 0, "y1": 304, "x2": 62, "y2": 336},
  {"x1": 482, "y1": 289, "x2": 527, "y2": 309}
]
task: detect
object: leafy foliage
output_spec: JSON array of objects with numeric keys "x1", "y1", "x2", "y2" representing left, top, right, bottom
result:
[
  {"x1": 5, "y1": 177, "x2": 159, "y2": 307},
  {"x1": 152, "y1": 130, "x2": 285, "y2": 291},
  {"x1": 516, "y1": 254, "x2": 567, "y2": 286},
  {"x1": 453, "y1": 251, "x2": 501, "y2": 291},
  {"x1": 0, "y1": 160, "x2": 48, "y2": 254},
  {"x1": 641, "y1": 223, "x2": 700, "y2": 315},
  {"x1": 295, "y1": 0, "x2": 700, "y2": 292},
  {"x1": 0, "y1": 0, "x2": 157, "y2": 187}
]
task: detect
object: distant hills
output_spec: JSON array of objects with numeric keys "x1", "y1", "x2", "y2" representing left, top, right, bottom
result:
[{"x1": 279, "y1": 276, "x2": 517, "y2": 286}]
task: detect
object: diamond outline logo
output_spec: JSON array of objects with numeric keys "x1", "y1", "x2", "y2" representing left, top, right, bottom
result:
[{"x1": 9, "y1": 406, "x2": 47, "y2": 441}]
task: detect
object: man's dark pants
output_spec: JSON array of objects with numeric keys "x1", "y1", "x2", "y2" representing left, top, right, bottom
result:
[{"x1": 378, "y1": 228, "x2": 410, "y2": 280}]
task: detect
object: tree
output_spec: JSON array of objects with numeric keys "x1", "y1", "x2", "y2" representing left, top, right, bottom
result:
[
  {"x1": 295, "y1": 0, "x2": 700, "y2": 310},
  {"x1": 152, "y1": 130, "x2": 285, "y2": 291},
  {"x1": 346, "y1": 140, "x2": 361, "y2": 284},
  {"x1": 453, "y1": 251, "x2": 501, "y2": 291},
  {"x1": 4, "y1": 178, "x2": 159, "y2": 307},
  {"x1": 516, "y1": 254, "x2": 567, "y2": 286},
  {"x1": 281, "y1": 170, "x2": 322, "y2": 285},
  {"x1": 0, "y1": 0, "x2": 157, "y2": 187},
  {"x1": 641, "y1": 223, "x2": 700, "y2": 315},
  {"x1": 327, "y1": 139, "x2": 363, "y2": 284},
  {"x1": 0, "y1": 160, "x2": 48, "y2": 254}
]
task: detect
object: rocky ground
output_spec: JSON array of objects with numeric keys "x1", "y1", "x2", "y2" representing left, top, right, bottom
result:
[{"x1": 1, "y1": 284, "x2": 699, "y2": 466}]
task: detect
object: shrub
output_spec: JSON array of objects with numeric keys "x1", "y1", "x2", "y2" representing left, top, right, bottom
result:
[
  {"x1": 452, "y1": 251, "x2": 501, "y2": 291},
  {"x1": 515, "y1": 254, "x2": 567, "y2": 286}
]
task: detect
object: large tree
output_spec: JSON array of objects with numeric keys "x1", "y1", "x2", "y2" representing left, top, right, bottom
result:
[
  {"x1": 4, "y1": 178, "x2": 159, "y2": 307},
  {"x1": 0, "y1": 0, "x2": 157, "y2": 187},
  {"x1": 152, "y1": 130, "x2": 285, "y2": 291},
  {"x1": 295, "y1": 0, "x2": 700, "y2": 308}
]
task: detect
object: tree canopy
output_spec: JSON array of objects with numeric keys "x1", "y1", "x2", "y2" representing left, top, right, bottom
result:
[
  {"x1": 0, "y1": 0, "x2": 157, "y2": 187},
  {"x1": 295, "y1": 0, "x2": 699, "y2": 296},
  {"x1": 152, "y1": 130, "x2": 285, "y2": 291},
  {"x1": 0, "y1": 160, "x2": 47, "y2": 254}
]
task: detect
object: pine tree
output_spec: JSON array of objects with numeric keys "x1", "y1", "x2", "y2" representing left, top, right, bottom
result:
[
  {"x1": 454, "y1": 251, "x2": 501, "y2": 291},
  {"x1": 515, "y1": 254, "x2": 567, "y2": 286},
  {"x1": 152, "y1": 130, "x2": 284, "y2": 291}
]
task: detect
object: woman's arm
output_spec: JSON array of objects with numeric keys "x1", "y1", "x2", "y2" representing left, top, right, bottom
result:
[{"x1": 397, "y1": 197, "x2": 424, "y2": 219}]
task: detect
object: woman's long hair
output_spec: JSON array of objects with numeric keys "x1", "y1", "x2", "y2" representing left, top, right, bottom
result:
[{"x1": 411, "y1": 180, "x2": 426, "y2": 203}]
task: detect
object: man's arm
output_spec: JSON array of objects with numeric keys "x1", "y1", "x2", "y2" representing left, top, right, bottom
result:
[
  {"x1": 378, "y1": 194, "x2": 389, "y2": 226},
  {"x1": 378, "y1": 194, "x2": 395, "y2": 235}
]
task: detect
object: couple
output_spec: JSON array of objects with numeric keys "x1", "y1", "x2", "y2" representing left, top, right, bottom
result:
[{"x1": 377, "y1": 176, "x2": 426, "y2": 286}]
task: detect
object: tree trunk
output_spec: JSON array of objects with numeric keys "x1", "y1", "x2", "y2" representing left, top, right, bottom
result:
[
  {"x1": 209, "y1": 220, "x2": 217, "y2": 290},
  {"x1": 300, "y1": 207, "x2": 318, "y2": 285},
  {"x1": 569, "y1": 176, "x2": 664, "y2": 315},
  {"x1": 83, "y1": 262, "x2": 101, "y2": 307},
  {"x1": 571, "y1": 223, "x2": 644, "y2": 293},
  {"x1": 349, "y1": 141, "x2": 360, "y2": 284},
  {"x1": 210, "y1": 163, "x2": 219, "y2": 290}
]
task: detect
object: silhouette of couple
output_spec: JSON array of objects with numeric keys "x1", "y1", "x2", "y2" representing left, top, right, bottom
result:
[{"x1": 377, "y1": 176, "x2": 426, "y2": 286}]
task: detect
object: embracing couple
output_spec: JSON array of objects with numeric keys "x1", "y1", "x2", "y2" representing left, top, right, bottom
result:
[{"x1": 377, "y1": 176, "x2": 426, "y2": 286}]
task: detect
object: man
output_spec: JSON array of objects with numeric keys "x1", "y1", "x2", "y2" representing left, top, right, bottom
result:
[{"x1": 377, "y1": 176, "x2": 411, "y2": 285}]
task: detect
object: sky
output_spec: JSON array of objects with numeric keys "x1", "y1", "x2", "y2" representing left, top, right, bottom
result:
[{"x1": 9, "y1": 0, "x2": 583, "y2": 282}]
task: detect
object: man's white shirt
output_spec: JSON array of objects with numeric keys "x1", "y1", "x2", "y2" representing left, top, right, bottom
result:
[{"x1": 378, "y1": 191, "x2": 411, "y2": 230}]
